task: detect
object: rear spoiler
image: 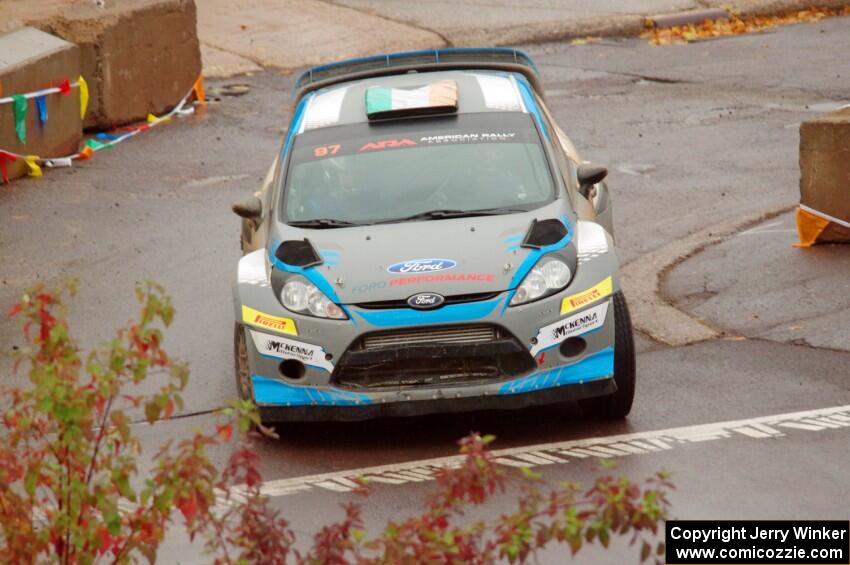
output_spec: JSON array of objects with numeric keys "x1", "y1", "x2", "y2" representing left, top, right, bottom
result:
[{"x1": 293, "y1": 48, "x2": 543, "y2": 102}]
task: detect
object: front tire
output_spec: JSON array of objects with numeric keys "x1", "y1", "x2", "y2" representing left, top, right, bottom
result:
[
  {"x1": 580, "y1": 291, "x2": 636, "y2": 420},
  {"x1": 234, "y1": 323, "x2": 254, "y2": 402}
]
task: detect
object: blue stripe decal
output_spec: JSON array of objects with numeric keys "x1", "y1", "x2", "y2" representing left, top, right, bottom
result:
[
  {"x1": 269, "y1": 241, "x2": 356, "y2": 325},
  {"x1": 516, "y1": 77, "x2": 549, "y2": 140},
  {"x1": 252, "y1": 375, "x2": 371, "y2": 406},
  {"x1": 353, "y1": 297, "x2": 502, "y2": 327},
  {"x1": 498, "y1": 347, "x2": 614, "y2": 395},
  {"x1": 281, "y1": 93, "x2": 313, "y2": 159}
]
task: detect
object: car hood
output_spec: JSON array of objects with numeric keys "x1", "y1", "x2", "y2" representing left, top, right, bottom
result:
[{"x1": 272, "y1": 202, "x2": 574, "y2": 304}]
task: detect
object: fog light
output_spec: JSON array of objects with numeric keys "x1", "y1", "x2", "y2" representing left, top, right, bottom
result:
[
  {"x1": 279, "y1": 359, "x2": 306, "y2": 380},
  {"x1": 559, "y1": 337, "x2": 587, "y2": 358}
]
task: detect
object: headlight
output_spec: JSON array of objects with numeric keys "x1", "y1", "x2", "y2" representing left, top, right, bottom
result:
[
  {"x1": 281, "y1": 279, "x2": 347, "y2": 319},
  {"x1": 509, "y1": 258, "x2": 572, "y2": 306}
]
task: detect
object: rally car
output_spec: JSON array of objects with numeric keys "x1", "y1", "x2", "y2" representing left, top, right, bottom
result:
[{"x1": 231, "y1": 48, "x2": 635, "y2": 422}]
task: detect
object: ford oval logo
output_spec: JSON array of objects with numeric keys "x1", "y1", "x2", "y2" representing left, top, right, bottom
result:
[
  {"x1": 387, "y1": 258, "x2": 457, "y2": 274},
  {"x1": 407, "y1": 293, "x2": 446, "y2": 310}
]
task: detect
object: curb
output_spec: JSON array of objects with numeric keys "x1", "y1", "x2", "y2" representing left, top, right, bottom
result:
[
  {"x1": 621, "y1": 205, "x2": 795, "y2": 347},
  {"x1": 705, "y1": 0, "x2": 850, "y2": 18},
  {"x1": 648, "y1": 8, "x2": 729, "y2": 28},
  {"x1": 209, "y1": 0, "x2": 850, "y2": 78}
]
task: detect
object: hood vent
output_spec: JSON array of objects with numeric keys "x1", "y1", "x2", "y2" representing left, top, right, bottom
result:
[
  {"x1": 522, "y1": 218, "x2": 567, "y2": 248},
  {"x1": 275, "y1": 239, "x2": 322, "y2": 268}
]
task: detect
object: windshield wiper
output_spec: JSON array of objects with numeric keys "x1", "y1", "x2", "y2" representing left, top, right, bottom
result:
[
  {"x1": 375, "y1": 207, "x2": 527, "y2": 224},
  {"x1": 287, "y1": 218, "x2": 362, "y2": 229}
]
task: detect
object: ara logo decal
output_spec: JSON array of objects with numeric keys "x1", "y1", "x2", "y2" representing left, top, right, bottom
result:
[
  {"x1": 359, "y1": 138, "x2": 417, "y2": 152},
  {"x1": 387, "y1": 259, "x2": 457, "y2": 274},
  {"x1": 407, "y1": 293, "x2": 446, "y2": 310}
]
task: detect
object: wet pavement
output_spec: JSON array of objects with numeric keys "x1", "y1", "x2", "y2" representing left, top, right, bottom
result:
[
  {"x1": 665, "y1": 211, "x2": 850, "y2": 352},
  {"x1": 2, "y1": 16, "x2": 850, "y2": 563}
]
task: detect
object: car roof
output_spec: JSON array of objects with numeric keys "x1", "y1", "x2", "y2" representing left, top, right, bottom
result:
[{"x1": 296, "y1": 70, "x2": 539, "y2": 134}]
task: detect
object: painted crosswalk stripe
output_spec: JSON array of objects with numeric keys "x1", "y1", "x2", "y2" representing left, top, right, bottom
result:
[
  {"x1": 254, "y1": 404, "x2": 850, "y2": 498},
  {"x1": 732, "y1": 426, "x2": 774, "y2": 438},
  {"x1": 606, "y1": 443, "x2": 649, "y2": 454}
]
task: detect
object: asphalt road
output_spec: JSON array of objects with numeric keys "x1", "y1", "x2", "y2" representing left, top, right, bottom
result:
[{"x1": 2, "y1": 16, "x2": 850, "y2": 563}]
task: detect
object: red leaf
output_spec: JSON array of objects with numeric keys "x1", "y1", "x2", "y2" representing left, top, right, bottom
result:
[
  {"x1": 163, "y1": 398, "x2": 174, "y2": 419},
  {"x1": 96, "y1": 526, "x2": 114, "y2": 555},
  {"x1": 6, "y1": 303, "x2": 21, "y2": 318},
  {"x1": 216, "y1": 423, "x2": 233, "y2": 443},
  {"x1": 178, "y1": 495, "x2": 198, "y2": 522},
  {"x1": 38, "y1": 308, "x2": 55, "y2": 341}
]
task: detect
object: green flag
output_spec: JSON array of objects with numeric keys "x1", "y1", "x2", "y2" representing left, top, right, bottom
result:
[
  {"x1": 85, "y1": 138, "x2": 109, "y2": 151},
  {"x1": 12, "y1": 95, "x2": 26, "y2": 144}
]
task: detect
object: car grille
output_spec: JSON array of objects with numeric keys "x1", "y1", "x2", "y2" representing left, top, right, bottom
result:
[
  {"x1": 332, "y1": 324, "x2": 536, "y2": 390},
  {"x1": 361, "y1": 325, "x2": 498, "y2": 350}
]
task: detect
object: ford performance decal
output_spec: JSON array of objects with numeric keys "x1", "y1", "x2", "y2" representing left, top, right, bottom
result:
[{"x1": 387, "y1": 258, "x2": 457, "y2": 274}]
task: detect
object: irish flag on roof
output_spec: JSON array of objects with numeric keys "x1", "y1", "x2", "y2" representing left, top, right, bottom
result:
[{"x1": 365, "y1": 80, "x2": 458, "y2": 119}]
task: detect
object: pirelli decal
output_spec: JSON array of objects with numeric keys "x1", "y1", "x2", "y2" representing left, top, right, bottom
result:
[
  {"x1": 560, "y1": 276, "x2": 613, "y2": 315},
  {"x1": 242, "y1": 305, "x2": 298, "y2": 336}
]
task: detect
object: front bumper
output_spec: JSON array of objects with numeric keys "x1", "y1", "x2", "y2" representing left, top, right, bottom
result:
[
  {"x1": 254, "y1": 375, "x2": 616, "y2": 422},
  {"x1": 234, "y1": 222, "x2": 621, "y2": 422}
]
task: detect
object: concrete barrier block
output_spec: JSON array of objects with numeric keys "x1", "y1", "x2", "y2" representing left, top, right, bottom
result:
[
  {"x1": 0, "y1": 27, "x2": 81, "y2": 182},
  {"x1": 799, "y1": 108, "x2": 850, "y2": 225},
  {"x1": 36, "y1": 0, "x2": 202, "y2": 129}
]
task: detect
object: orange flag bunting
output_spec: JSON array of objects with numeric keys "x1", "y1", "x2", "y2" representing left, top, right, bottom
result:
[
  {"x1": 192, "y1": 75, "x2": 206, "y2": 106},
  {"x1": 795, "y1": 206, "x2": 850, "y2": 247}
]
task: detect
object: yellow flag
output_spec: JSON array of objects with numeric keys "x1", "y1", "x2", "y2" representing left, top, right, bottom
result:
[
  {"x1": 78, "y1": 75, "x2": 89, "y2": 119},
  {"x1": 24, "y1": 156, "x2": 42, "y2": 177},
  {"x1": 147, "y1": 113, "x2": 171, "y2": 124}
]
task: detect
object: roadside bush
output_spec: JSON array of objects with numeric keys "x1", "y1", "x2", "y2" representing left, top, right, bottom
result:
[{"x1": 1, "y1": 280, "x2": 671, "y2": 563}]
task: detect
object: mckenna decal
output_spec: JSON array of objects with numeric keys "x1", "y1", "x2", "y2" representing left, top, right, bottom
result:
[
  {"x1": 241, "y1": 305, "x2": 298, "y2": 336},
  {"x1": 560, "y1": 277, "x2": 613, "y2": 315},
  {"x1": 249, "y1": 330, "x2": 334, "y2": 372},
  {"x1": 530, "y1": 301, "x2": 610, "y2": 356},
  {"x1": 386, "y1": 258, "x2": 457, "y2": 275},
  {"x1": 389, "y1": 273, "x2": 495, "y2": 286},
  {"x1": 359, "y1": 138, "x2": 417, "y2": 152}
]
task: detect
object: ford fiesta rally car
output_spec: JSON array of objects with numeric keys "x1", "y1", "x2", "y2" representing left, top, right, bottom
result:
[{"x1": 232, "y1": 48, "x2": 635, "y2": 422}]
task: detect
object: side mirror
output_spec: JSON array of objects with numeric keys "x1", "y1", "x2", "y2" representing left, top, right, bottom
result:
[
  {"x1": 577, "y1": 163, "x2": 608, "y2": 196},
  {"x1": 232, "y1": 196, "x2": 262, "y2": 220}
]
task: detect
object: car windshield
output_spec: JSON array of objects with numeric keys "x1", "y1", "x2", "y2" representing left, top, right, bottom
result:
[{"x1": 281, "y1": 112, "x2": 555, "y2": 225}]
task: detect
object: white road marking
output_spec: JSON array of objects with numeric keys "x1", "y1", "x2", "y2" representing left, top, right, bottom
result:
[
  {"x1": 255, "y1": 404, "x2": 850, "y2": 499},
  {"x1": 739, "y1": 220, "x2": 784, "y2": 235}
]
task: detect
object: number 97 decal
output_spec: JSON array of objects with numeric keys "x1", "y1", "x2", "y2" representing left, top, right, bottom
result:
[{"x1": 314, "y1": 144, "x2": 341, "y2": 158}]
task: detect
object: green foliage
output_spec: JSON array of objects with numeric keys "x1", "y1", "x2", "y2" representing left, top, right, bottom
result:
[{"x1": 1, "y1": 281, "x2": 672, "y2": 563}]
